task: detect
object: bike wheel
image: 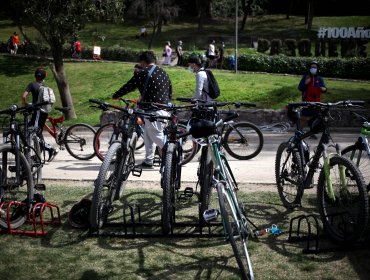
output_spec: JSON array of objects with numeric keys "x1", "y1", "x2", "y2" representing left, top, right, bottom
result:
[
  {"x1": 65, "y1": 123, "x2": 96, "y2": 160},
  {"x1": 161, "y1": 143, "x2": 177, "y2": 235},
  {"x1": 94, "y1": 123, "x2": 118, "y2": 162},
  {"x1": 275, "y1": 142, "x2": 304, "y2": 209},
  {"x1": 223, "y1": 122, "x2": 264, "y2": 160},
  {"x1": 29, "y1": 134, "x2": 42, "y2": 185},
  {"x1": 216, "y1": 182, "x2": 254, "y2": 280},
  {"x1": 90, "y1": 142, "x2": 124, "y2": 230},
  {"x1": 342, "y1": 143, "x2": 370, "y2": 190},
  {"x1": 178, "y1": 124, "x2": 200, "y2": 165},
  {"x1": 317, "y1": 155, "x2": 369, "y2": 243},
  {"x1": 199, "y1": 146, "x2": 214, "y2": 224},
  {"x1": 0, "y1": 144, "x2": 34, "y2": 229}
]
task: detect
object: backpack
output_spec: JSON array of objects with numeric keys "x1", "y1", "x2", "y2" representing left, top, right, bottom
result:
[
  {"x1": 38, "y1": 85, "x2": 56, "y2": 113},
  {"x1": 202, "y1": 69, "x2": 220, "y2": 99}
]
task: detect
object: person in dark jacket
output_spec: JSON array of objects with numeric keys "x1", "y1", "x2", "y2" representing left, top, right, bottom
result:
[{"x1": 112, "y1": 51, "x2": 172, "y2": 168}]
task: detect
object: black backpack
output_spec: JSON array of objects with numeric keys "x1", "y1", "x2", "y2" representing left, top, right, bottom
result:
[{"x1": 202, "y1": 69, "x2": 220, "y2": 99}]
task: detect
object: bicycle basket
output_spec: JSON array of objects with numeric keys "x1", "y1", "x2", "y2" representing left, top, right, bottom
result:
[
  {"x1": 189, "y1": 119, "x2": 216, "y2": 138},
  {"x1": 309, "y1": 115, "x2": 325, "y2": 133}
]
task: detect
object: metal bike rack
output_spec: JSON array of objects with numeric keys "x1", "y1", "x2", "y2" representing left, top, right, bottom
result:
[
  {"x1": 89, "y1": 188, "x2": 226, "y2": 238},
  {"x1": 288, "y1": 214, "x2": 370, "y2": 253},
  {"x1": 0, "y1": 200, "x2": 62, "y2": 237}
]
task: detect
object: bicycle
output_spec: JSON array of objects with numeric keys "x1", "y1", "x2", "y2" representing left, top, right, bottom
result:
[
  {"x1": 44, "y1": 107, "x2": 96, "y2": 160},
  {"x1": 88, "y1": 99, "x2": 157, "y2": 230},
  {"x1": 92, "y1": 99, "x2": 144, "y2": 162},
  {"x1": 275, "y1": 100, "x2": 368, "y2": 242},
  {"x1": 0, "y1": 102, "x2": 49, "y2": 229},
  {"x1": 177, "y1": 98, "x2": 264, "y2": 165},
  {"x1": 137, "y1": 101, "x2": 196, "y2": 234},
  {"x1": 187, "y1": 112, "x2": 255, "y2": 280},
  {"x1": 342, "y1": 110, "x2": 370, "y2": 190}
]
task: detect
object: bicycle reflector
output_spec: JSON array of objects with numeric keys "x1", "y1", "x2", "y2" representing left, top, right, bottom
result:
[{"x1": 68, "y1": 199, "x2": 91, "y2": 229}]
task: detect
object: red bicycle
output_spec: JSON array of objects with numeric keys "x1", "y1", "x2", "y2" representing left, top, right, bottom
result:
[{"x1": 44, "y1": 107, "x2": 96, "y2": 160}]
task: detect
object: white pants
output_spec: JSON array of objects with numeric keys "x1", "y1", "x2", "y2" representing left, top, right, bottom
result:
[{"x1": 143, "y1": 110, "x2": 169, "y2": 164}]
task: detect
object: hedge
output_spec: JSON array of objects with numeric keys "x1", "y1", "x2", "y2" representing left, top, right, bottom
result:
[{"x1": 1, "y1": 41, "x2": 369, "y2": 80}]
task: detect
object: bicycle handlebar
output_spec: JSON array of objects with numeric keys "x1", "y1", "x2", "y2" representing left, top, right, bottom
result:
[
  {"x1": 175, "y1": 97, "x2": 256, "y2": 108},
  {"x1": 0, "y1": 101, "x2": 50, "y2": 115},
  {"x1": 288, "y1": 100, "x2": 365, "y2": 109}
]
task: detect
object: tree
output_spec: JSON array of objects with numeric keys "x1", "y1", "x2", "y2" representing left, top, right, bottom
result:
[{"x1": 126, "y1": 0, "x2": 178, "y2": 49}]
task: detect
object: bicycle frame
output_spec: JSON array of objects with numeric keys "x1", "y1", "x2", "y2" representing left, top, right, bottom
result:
[
  {"x1": 285, "y1": 107, "x2": 349, "y2": 201},
  {"x1": 44, "y1": 114, "x2": 65, "y2": 145}
]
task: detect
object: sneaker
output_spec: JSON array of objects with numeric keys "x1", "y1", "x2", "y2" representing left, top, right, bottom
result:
[
  {"x1": 47, "y1": 148, "x2": 59, "y2": 162},
  {"x1": 141, "y1": 162, "x2": 154, "y2": 169}
]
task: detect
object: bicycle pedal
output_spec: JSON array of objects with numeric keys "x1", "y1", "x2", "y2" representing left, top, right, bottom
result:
[
  {"x1": 153, "y1": 156, "x2": 161, "y2": 167},
  {"x1": 203, "y1": 208, "x2": 219, "y2": 223},
  {"x1": 35, "y1": 184, "x2": 46, "y2": 191},
  {"x1": 178, "y1": 187, "x2": 194, "y2": 201},
  {"x1": 132, "y1": 165, "x2": 142, "y2": 177}
]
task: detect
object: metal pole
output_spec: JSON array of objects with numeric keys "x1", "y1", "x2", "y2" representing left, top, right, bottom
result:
[{"x1": 235, "y1": 0, "x2": 238, "y2": 73}]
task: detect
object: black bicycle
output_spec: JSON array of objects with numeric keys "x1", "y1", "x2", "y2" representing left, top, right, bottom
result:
[
  {"x1": 0, "y1": 102, "x2": 48, "y2": 229},
  {"x1": 276, "y1": 100, "x2": 368, "y2": 242}
]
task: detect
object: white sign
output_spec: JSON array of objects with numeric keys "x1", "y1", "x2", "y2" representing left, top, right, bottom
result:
[{"x1": 317, "y1": 27, "x2": 370, "y2": 39}]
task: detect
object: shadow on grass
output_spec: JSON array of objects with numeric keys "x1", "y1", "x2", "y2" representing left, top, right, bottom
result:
[{"x1": 0, "y1": 55, "x2": 43, "y2": 77}]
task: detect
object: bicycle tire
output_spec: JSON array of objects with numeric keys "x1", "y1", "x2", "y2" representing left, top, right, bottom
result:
[
  {"x1": 342, "y1": 143, "x2": 370, "y2": 190},
  {"x1": 0, "y1": 144, "x2": 34, "y2": 229},
  {"x1": 216, "y1": 182, "x2": 254, "y2": 280},
  {"x1": 178, "y1": 124, "x2": 200, "y2": 165},
  {"x1": 29, "y1": 134, "x2": 43, "y2": 185},
  {"x1": 199, "y1": 146, "x2": 214, "y2": 224},
  {"x1": 114, "y1": 134, "x2": 137, "y2": 201},
  {"x1": 275, "y1": 142, "x2": 304, "y2": 209},
  {"x1": 223, "y1": 122, "x2": 264, "y2": 160},
  {"x1": 65, "y1": 123, "x2": 96, "y2": 160},
  {"x1": 89, "y1": 142, "x2": 123, "y2": 230},
  {"x1": 317, "y1": 155, "x2": 369, "y2": 243},
  {"x1": 161, "y1": 143, "x2": 176, "y2": 235},
  {"x1": 94, "y1": 123, "x2": 118, "y2": 162}
]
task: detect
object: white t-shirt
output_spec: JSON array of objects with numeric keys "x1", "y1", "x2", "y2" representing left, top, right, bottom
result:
[{"x1": 194, "y1": 68, "x2": 212, "y2": 101}]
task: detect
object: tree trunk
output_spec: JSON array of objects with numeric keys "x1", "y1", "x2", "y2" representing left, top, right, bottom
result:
[
  {"x1": 50, "y1": 43, "x2": 76, "y2": 120},
  {"x1": 240, "y1": 0, "x2": 252, "y2": 31},
  {"x1": 156, "y1": 16, "x2": 163, "y2": 35},
  {"x1": 307, "y1": 0, "x2": 314, "y2": 31}
]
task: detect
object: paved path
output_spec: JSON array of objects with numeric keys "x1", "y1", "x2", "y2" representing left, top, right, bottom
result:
[{"x1": 42, "y1": 130, "x2": 358, "y2": 191}]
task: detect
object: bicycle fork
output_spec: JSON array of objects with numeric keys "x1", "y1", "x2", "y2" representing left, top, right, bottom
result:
[{"x1": 322, "y1": 144, "x2": 346, "y2": 202}]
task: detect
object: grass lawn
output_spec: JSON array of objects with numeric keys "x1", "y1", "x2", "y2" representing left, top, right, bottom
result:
[
  {"x1": 1, "y1": 55, "x2": 370, "y2": 126},
  {"x1": 0, "y1": 184, "x2": 369, "y2": 280}
]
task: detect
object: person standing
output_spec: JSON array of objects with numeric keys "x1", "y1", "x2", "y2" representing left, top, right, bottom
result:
[
  {"x1": 298, "y1": 60, "x2": 327, "y2": 131},
  {"x1": 188, "y1": 55, "x2": 212, "y2": 102},
  {"x1": 207, "y1": 40, "x2": 216, "y2": 68},
  {"x1": 176, "y1": 40, "x2": 183, "y2": 66},
  {"x1": 22, "y1": 68, "x2": 58, "y2": 162},
  {"x1": 112, "y1": 51, "x2": 172, "y2": 168},
  {"x1": 165, "y1": 41, "x2": 172, "y2": 65},
  {"x1": 218, "y1": 42, "x2": 225, "y2": 69},
  {"x1": 11, "y1": 32, "x2": 19, "y2": 55},
  {"x1": 73, "y1": 40, "x2": 81, "y2": 58}
]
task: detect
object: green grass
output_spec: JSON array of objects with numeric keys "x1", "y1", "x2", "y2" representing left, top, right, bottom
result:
[
  {"x1": 1, "y1": 55, "x2": 369, "y2": 125},
  {"x1": 0, "y1": 184, "x2": 369, "y2": 280}
]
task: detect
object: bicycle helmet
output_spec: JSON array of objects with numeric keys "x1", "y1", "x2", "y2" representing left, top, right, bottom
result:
[
  {"x1": 35, "y1": 68, "x2": 47, "y2": 80},
  {"x1": 68, "y1": 198, "x2": 91, "y2": 229}
]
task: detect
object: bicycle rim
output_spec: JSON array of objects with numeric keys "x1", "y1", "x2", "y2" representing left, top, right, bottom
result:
[
  {"x1": 65, "y1": 124, "x2": 96, "y2": 160},
  {"x1": 223, "y1": 122, "x2": 264, "y2": 160},
  {"x1": 317, "y1": 155, "x2": 369, "y2": 242},
  {"x1": 216, "y1": 183, "x2": 254, "y2": 280},
  {"x1": 162, "y1": 143, "x2": 176, "y2": 235},
  {"x1": 0, "y1": 144, "x2": 34, "y2": 229},
  {"x1": 275, "y1": 142, "x2": 304, "y2": 209},
  {"x1": 342, "y1": 143, "x2": 370, "y2": 190},
  {"x1": 90, "y1": 142, "x2": 122, "y2": 230}
]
